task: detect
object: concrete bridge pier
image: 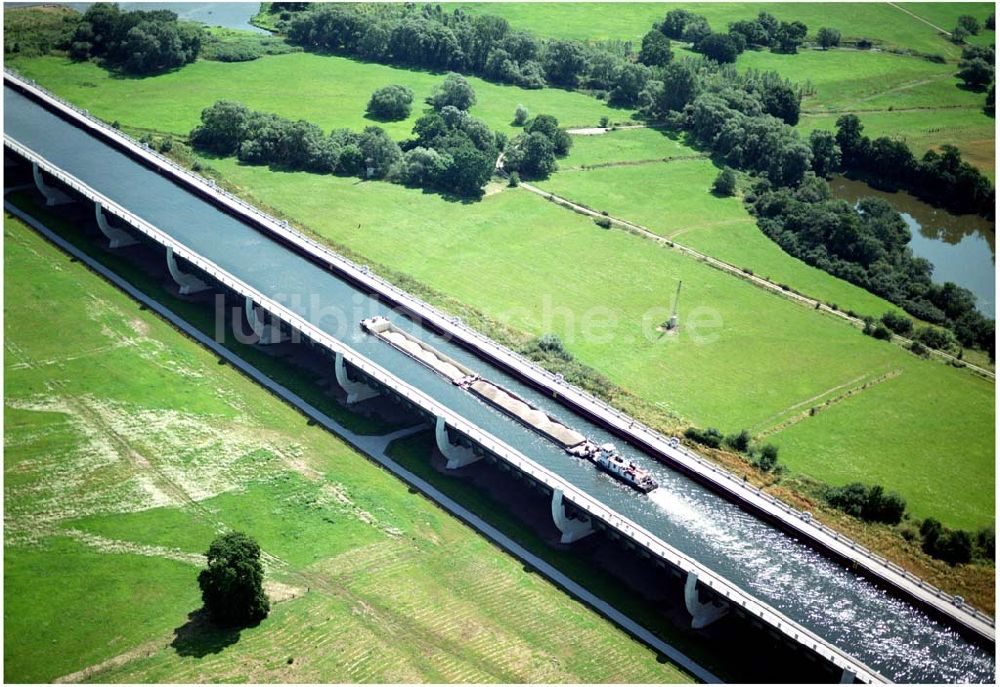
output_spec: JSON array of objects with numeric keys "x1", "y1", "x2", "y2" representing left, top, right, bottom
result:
[
  {"x1": 435, "y1": 416, "x2": 482, "y2": 469},
  {"x1": 32, "y1": 162, "x2": 72, "y2": 206},
  {"x1": 94, "y1": 203, "x2": 137, "y2": 248},
  {"x1": 550, "y1": 489, "x2": 594, "y2": 544},
  {"x1": 840, "y1": 669, "x2": 857, "y2": 684},
  {"x1": 165, "y1": 246, "x2": 210, "y2": 294},
  {"x1": 684, "y1": 571, "x2": 730, "y2": 629},
  {"x1": 334, "y1": 351, "x2": 379, "y2": 404},
  {"x1": 245, "y1": 296, "x2": 286, "y2": 344}
]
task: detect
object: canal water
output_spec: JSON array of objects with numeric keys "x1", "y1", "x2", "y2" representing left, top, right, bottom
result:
[
  {"x1": 830, "y1": 176, "x2": 996, "y2": 318},
  {"x1": 5, "y1": 85, "x2": 995, "y2": 683}
]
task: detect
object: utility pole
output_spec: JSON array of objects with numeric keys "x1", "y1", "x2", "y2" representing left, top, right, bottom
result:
[{"x1": 666, "y1": 281, "x2": 682, "y2": 331}]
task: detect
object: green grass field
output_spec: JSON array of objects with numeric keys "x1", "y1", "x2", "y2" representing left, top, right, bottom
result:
[
  {"x1": 773, "y1": 356, "x2": 995, "y2": 530},
  {"x1": 456, "y1": 2, "x2": 992, "y2": 56},
  {"x1": 535, "y1": 148, "x2": 905, "y2": 317},
  {"x1": 454, "y1": 2, "x2": 995, "y2": 171},
  {"x1": 3, "y1": 212, "x2": 689, "y2": 683},
  {"x1": 7, "y1": 53, "x2": 628, "y2": 140}
]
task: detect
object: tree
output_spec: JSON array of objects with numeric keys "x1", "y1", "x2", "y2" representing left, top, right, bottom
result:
[
  {"x1": 609, "y1": 62, "x2": 649, "y2": 106},
  {"x1": 198, "y1": 532, "x2": 270, "y2": 626},
  {"x1": 774, "y1": 21, "x2": 807, "y2": 53},
  {"x1": 366, "y1": 84, "x2": 414, "y2": 121},
  {"x1": 541, "y1": 39, "x2": 589, "y2": 87},
  {"x1": 657, "y1": 61, "x2": 699, "y2": 113},
  {"x1": 987, "y1": 83, "x2": 995, "y2": 117},
  {"x1": 638, "y1": 29, "x2": 672, "y2": 67},
  {"x1": 957, "y1": 15, "x2": 981, "y2": 35},
  {"x1": 695, "y1": 32, "x2": 741, "y2": 63},
  {"x1": 358, "y1": 126, "x2": 403, "y2": 179},
  {"x1": 660, "y1": 9, "x2": 695, "y2": 39},
  {"x1": 817, "y1": 26, "x2": 841, "y2": 49},
  {"x1": 513, "y1": 103, "x2": 529, "y2": 126},
  {"x1": 504, "y1": 131, "x2": 557, "y2": 178},
  {"x1": 190, "y1": 100, "x2": 251, "y2": 155},
  {"x1": 808, "y1": 129, "x2": 842, "y2": 177},
  {"x1": 682, "y1": 16, "x2": 712, "y2": 44},
  {"x1": 724, "y1": 428, "x2": 751, "y2": 452},
  {"x1": 957, "y1": 58, "x2": 994, "y2": 90},
  {"x1": 525, "y1": 114, "x2": 571, "y2": 156},
  {"x1": 951, "y1": 25, "x2": 970, "y2": 44},
  {"x1": 712, "y1": 168, "x2": 737, "y2": 196},
  {"x1": 428, "y1": 72, "x2": 477, "y2": 111}
]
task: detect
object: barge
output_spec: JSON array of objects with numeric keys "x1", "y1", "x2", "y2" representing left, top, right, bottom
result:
[{"x1": 361, "y1": 316, "x2": 658, "y2": 493}]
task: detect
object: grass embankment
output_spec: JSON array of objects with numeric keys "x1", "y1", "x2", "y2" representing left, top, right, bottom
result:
[{"x1": 3, "y1": 212, "x2": 689, "y2": 684}]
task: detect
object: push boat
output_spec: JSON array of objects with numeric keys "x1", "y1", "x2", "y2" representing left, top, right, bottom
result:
[{"x1": 361, "y1": 316, "x2": 659, "y2": 493}]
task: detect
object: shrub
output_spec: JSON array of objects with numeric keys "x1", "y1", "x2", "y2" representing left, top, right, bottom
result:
[
  {"x1": 158, "y1": 136, "x2": 173, "y2": 153},
  {"x1": 880, "y1": 311, "x2": 913, "y2": 336},
  {"x1": 913, "y1": 325, "x2": 956, "y2": 352},
  {"x1": 513, "y1": 104, "x2": 529, "y2": 126},
  {"x1": 428, "y1": 73, "x2": 476, "y2": 111},
  {"x1": 871, "y1": 323, "x2": 892, "y2": 341},
  {"x1": 594, "y1": 216, "x2": 612, "y2": 229},
  {"x1": 909, "y1": 340, "x2": 929, "y2": 357},
  {"x1": 826, "y1": 482, "x2": 906, "y2": 524},
  {"x1": 684, "y1": 426, "x2": 724, "y2": 449},
  {"x1": 755, "y1": 443, "x2": 780, "y2": 472},
  {"x1": 712, "y1": 168, "x2": 737, "y2": 196},
  {"x1": 724, "y1": 429, "x2": 752, "y2": 453},
  {"x1": 599, "y1": 116, "x2": 609, "y2": 128},
  {"x1": 507, "y1": 171, "x2": 520, "y2": 187},
  {"x1": 366, "y1": 84, "x2": 414, "y2": 121},
  {"x1": 951, "y1": 26, "x2": 969, "y2": 44}
]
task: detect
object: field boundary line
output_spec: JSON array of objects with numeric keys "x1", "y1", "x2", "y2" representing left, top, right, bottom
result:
[
  {"x1": 886, "y1": 2, "x2": 952, "y2": 37},
  {"x1": 6, "y1": 201, "x2": 719, "y2": 685},
  {"x1": 518, "y1": 182, "x2": 995, "y2": 381}
]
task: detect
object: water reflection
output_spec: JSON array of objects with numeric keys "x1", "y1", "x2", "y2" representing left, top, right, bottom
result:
[{"x1": 830, "y1": 176, "x2": 996, "y2": 317}]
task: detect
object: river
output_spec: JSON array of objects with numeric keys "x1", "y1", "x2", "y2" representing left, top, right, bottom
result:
[
  {"x1": 8, "y1": 2, "x2": 268, "y2": 34},
  {"x1": 830, "y1": 176, "x2": 996, "y2": 318}
]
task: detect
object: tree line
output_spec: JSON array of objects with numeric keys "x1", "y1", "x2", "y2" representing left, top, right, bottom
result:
[
  {"x1": 69, "y1": 2, "x2": 204, "y2": 75},
  {"x1": 835, "y1": 115, "x2": 994, "y2": 218},
  {"x1": 190, "y1": 74, "x2": 506, "y2": 197},
  {"x1": 189, "y1": 73, "x2": 572, "y2": 196}
]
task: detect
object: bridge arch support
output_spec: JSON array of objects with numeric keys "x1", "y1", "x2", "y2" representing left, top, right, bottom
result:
[
  {"x1": 244, "y1": 296, "x2": 285, "y2": 345},
  {"x1": 551, "y1": 489, "x2": 594, "y2": 544},
  {"x1": 165, "y1": 246, "x2": 209, "y2": 295},
  {"x1": 32, "y1": 162, "x2": 72, "y2": 206},
  {"x1": 434, "y1": 416, "x2": 482, "y2": 469},
  {"x1": 684, "y1": 571, "x2": 730, "y2": 629},
  {"x1": 334, "y1": 351, "x2": 379, "y2": 404},
  {"x1": 94, "y1": 203, "x2": 137, "y2": 248}
]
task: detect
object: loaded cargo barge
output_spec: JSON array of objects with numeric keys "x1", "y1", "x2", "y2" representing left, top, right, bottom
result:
[{"x1": 361, "y1": 316, "x2": 658, "y2": 493}]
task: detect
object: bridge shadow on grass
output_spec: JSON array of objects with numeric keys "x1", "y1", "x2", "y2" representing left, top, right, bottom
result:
[{"x1": 171, "y1": 609, "x2": 256, "y2": 658}]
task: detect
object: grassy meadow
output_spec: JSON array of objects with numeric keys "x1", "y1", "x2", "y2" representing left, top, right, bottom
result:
[
  {"x1": 457, "y1": 2, "x2": 995, "y2": 172},
  {"x1": 6, "y1": 52, "x2": 629, "y2": 140},
  {"x1": 536, "y1": 141, "x2": 905, "y2": 317},
  {"x1": 3, "y1": 212, "x2": 689, "y2": 684}
]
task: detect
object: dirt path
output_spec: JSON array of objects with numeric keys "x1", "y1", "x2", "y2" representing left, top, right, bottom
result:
[
  {"x1": 887, "y1": 2, "x2": 952, "y2": 36},
  {"x1": 566, "y1": 124, "x2": 650, "y2": 135},
  {"x1": 518, "y1": 182, "x2": 995, "y2": 380}
]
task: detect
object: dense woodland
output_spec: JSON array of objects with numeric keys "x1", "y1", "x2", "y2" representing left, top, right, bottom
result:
[{"x1": 68, "y1": 3, "x2": 204, "y2": 75}]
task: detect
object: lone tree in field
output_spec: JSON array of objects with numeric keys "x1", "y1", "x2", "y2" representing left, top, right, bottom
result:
[
  {"x1": 198, "y1": 532, "x2": 270, "y2": 626},
  {"x1": 366, "y1": 84, "x2": 414, "y2": 121},
  {"x1": 712, "y1": 168, "x2": 737, "y2": 196}
]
